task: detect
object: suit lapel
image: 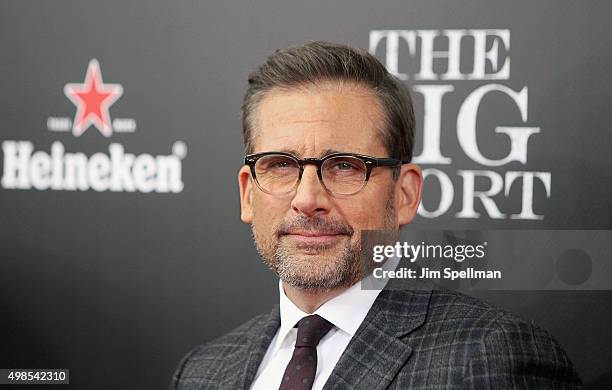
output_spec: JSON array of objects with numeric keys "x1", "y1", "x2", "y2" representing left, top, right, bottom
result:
[
  {"x1": 323, "y1": 285, "x2": 432, "y2": 390},
  {"x1": 217, "y1": 304, "x2": 281, "y2": 390},
  {"x1": 215, "y1": 279, "x2": 432, "y2": 390}
]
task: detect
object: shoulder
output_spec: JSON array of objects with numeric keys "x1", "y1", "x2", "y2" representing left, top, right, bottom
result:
[
  {"x1": 413, "y1": 288, "x2": 582, "y2": 388},
  {"x1": 422, "y1": 288, "x2": 570, "y2": 354},
  {"x1": 427, "y1": 287, "x2": 519, "y2": 330},
  {"x1": 382, "y1": 286, "x2": 529, "y2": 334},
  {"x1": 170, "y1": 311, "x2": 271, "y2": 390},
  {"x1": 381, "y1": 288, "x2": 582, "y2": 387},
  {"x1": 185, "y1": 311, "x2": 270, "y2": 359}
]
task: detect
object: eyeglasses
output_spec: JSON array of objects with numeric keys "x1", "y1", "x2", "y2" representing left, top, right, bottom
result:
[{"x1": 244, "y1": 152, "x2": 408, "y2": 196}]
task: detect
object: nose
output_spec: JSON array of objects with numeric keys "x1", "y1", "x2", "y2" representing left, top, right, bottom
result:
[{"x1": 291, "y1": 165, "x2": 331, "y2": 217}]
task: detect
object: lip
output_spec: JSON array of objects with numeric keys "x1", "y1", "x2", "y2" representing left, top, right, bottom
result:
[{"x1": 283, "y1": 231, "x2": 346, "y2": 244}]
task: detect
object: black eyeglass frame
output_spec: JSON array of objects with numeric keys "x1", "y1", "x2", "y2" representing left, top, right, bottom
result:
[{"x1": 244, "y1": 151, "x2": 410, "y2": 196}]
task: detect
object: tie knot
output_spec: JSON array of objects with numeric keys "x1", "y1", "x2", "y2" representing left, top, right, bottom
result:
[{"x1": 294, "y1": 314, "x2": 334, "y2": 347}]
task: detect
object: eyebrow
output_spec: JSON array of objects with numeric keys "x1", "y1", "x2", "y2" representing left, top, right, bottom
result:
[{"x1": 276, "y1": 148, "x2": 348, "y2": 158}]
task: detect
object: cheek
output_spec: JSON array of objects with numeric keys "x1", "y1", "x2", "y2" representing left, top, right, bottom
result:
[
  {"x1": 252, "y1": 193, "x2": 289, "y2": 229},
  {"x1": 339, "y1": 200, "x2": 389, "y2": 230}
]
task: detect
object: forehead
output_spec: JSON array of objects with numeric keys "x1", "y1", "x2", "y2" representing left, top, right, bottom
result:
[{"x1": 251, "y1": 81, "x2": 387, "y2": 157}]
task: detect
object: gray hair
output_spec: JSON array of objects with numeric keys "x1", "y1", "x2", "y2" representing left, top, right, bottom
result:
[{"x1": 241, "y1": 41, "x2": 415, "y2": 164}]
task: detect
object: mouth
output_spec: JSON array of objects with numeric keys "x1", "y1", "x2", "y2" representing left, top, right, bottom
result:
[{"x1": 281, "y1": 230, "x2": 348, "y2": 245}]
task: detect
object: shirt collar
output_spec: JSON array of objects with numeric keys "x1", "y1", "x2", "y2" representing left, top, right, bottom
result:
[
  {"x1": 276, "y1": 282, "x2": 311, "y2": 348},
  {"x1": 275, "y1": 256, "x2": 400, "y2": 350},
  {"x1": 276, "y1": 271, "x2": 389, "y2": 348}
]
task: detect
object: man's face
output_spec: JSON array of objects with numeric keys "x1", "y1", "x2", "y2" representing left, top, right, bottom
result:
[{"x1": 238, "y1": 81, "x2": 421, "y2": 291}]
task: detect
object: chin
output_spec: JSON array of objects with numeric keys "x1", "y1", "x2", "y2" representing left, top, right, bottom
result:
[
  {"x1": 278, "y1": 256, "x2": 357, "y2": 290},
  {"x1": 282, "y1": 274, "x2": 349, "y2": 291}
]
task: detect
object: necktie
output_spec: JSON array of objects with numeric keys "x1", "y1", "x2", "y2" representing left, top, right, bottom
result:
[{"x1": 279, "y1": 314, "x2": 334, "y2": 390}]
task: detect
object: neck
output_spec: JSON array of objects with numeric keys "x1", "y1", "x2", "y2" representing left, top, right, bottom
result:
[{"x1": 282, "y1": 281, "x2": 353, "y2": 313}]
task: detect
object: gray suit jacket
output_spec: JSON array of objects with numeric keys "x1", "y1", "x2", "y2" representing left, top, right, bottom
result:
[{"x1": 171, "y1": 287, "x2": 582, "y2": 389}]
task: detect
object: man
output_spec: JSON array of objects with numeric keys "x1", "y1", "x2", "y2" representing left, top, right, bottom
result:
[{"x1": 171, "y1": 41, "x2": 581, "y2": 389}]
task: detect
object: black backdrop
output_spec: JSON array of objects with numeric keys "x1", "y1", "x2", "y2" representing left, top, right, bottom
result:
[{"x1": 1, "y1": 1, "x2": 611, "y2": 389}]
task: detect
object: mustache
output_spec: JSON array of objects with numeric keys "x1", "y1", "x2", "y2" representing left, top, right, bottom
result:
[{"x1": 276, "y1": 216, "x2": 354, "y2": 237}]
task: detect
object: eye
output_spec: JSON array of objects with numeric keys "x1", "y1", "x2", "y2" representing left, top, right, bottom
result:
[
  {"x1": 271, "y1": 160, "x2": 292, "y2": 168},
  {"x1": 332, "y1": 161, "x2": 357, "y2": 170},
  {"x1": 324, "y1": 157, "x2": 365, "y2": 176},
  {"x1": 257, "y1": 156, "x2": 298, "y2": 173}
]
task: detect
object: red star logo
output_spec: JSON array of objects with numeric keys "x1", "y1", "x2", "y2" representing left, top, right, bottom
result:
[{"x1": 64, "y1": 59, "x2": 123, "y2": 137}]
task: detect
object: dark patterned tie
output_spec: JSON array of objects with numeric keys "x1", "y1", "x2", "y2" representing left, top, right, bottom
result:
[{"x1": 279, "y1": 314, "x2": 334, "y2": 390}]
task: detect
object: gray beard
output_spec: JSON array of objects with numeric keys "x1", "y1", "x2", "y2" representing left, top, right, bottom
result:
[
  {"x1": 270, "y1": 233, "x2": 358, "y2": 291},
  {"x1": 252, "y1": 190, "x2": 396, "y2": 291}
]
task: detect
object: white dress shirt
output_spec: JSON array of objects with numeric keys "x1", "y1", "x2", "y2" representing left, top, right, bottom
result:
[{"x1": 249, "y1": 279, "x2": 382, "y2": 390}]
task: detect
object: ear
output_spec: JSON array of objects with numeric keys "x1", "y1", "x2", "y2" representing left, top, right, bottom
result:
[
  {"x1": 396, "y1": 163, "x2": 423, "y2": 226},
  {"x1": 238, "y1": 165, "x2": 254, "y2": 223}
]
